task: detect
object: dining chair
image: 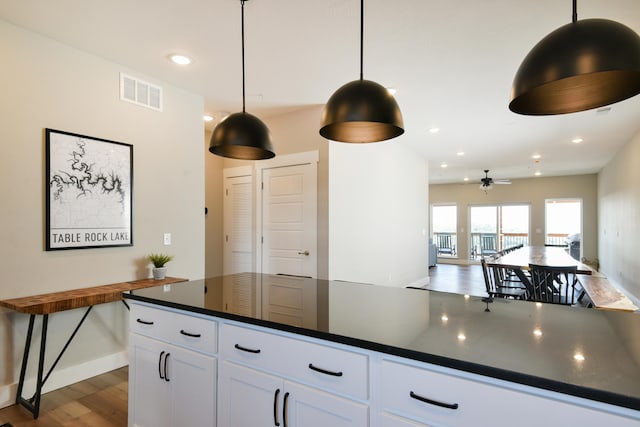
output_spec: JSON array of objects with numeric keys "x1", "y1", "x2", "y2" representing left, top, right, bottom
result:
[
  {"x1": 437, "y1": 234, "x2": 456, "y2": 256},
  {"x1": 481, "y1": 259, "x2": 527, "y2": 300},
  {"x1": 480, "y1": 234, "x2": 497, "y2": 258},
  {"x1": 528, "y1": 264, "x2": 578, "y2": 305}
]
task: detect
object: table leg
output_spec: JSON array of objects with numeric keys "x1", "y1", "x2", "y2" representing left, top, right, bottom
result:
[{"x1": 15, "y1": 313, "x2": 48, "y2": 419}]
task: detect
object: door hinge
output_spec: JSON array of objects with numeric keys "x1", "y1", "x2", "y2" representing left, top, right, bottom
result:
[
  {"x1": 225, "y1": 188, "x2": 228, "y2": 196},
  {"x1": 226, "y1": 235, "x2": 229, "y2": 242},
  {"x1": 261, "y1": 236, "x2": 264, "y2": 244},
  {"x1": 261, "y1": 182, "x2": 264, "y2": 190}
]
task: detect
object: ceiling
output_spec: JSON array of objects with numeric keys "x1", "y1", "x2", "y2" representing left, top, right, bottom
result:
[{"x1": 2, "y1": 0, "x2": 639, "y2": 184}]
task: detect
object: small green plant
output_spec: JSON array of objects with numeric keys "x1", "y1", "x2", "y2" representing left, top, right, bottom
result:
[{"x1": 148, "y1": 253, "x2": 174, "y2": 268}]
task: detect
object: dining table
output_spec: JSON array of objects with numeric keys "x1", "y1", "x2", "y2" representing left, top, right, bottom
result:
[
  {"x1": 491, "y1": 245, "x2": 594, "y2": 275},
  {"x1": 490, "y1": 246, "x2": 638, "y2": 312}
]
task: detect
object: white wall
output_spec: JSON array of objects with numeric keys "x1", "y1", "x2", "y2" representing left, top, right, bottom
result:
[
  {"x1": 328, "y1": 142, "x2": 429, "y2": 287},
  {"x1": 598, "y1": 129, "x2": 640, "y2": 303},
  {"x1": 0, "y1": 20, "x2": 205, "y2": 406}
]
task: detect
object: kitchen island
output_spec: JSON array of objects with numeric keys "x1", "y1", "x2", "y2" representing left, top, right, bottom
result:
[{"x1": 124, "y1": 273, "x2": 640, "y2": 426}]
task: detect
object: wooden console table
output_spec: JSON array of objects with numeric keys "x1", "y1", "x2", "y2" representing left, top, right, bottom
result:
[{"x1": 0, "y1": 276, "x2": 187, "y2": 419}]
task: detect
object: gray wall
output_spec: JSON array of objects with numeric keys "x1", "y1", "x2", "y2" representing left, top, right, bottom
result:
[
  {"x1": 429, "y1": 174, "x2": 598, "y2": 264},
  {"x1": 0, "y1": 20, "x2": 205, "y2": 405},
  {"x1": 598, "y1": 129, "x2": 640, "y2": 302}
]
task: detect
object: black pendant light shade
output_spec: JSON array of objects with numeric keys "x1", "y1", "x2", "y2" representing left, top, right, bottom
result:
[
  {"x1": 319, "y1": 0, "x2": 403, "y2": 143},
  {"x1": 320, "y1": 79, "x2": 404, "y2": 143},
  {"x1": 209, "y1": 112, "x2": 275, "y2": 160},
  {"x1": 208, "y1": 0, "x2": 275, "y2": 160},
  {"x1": 510, "y1": 15, "x2": 640, "y2": 115}
]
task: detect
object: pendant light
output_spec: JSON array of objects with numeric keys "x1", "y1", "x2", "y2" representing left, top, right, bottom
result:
[
  {"x1": 209, "y1": 0, "x2": 275, "y2": 160},
  {"x1": 319, "y1": 0, "x2": 404, "y2": 143},
  {"x1": 509, "y1": 0, "x2": 640, "y2": 115}
]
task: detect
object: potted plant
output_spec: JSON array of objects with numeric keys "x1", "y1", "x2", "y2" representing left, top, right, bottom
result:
[{"x1": 148, "y1": 253, "x2": 174, "y2": 280}]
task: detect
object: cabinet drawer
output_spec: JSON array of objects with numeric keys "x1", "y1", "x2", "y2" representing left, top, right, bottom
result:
[
  {"x1": 378, "y1": 359, "x2": 639, "y2": 427},
  {"x1": 130, "y1": 303, "x2": 217, "y2": 354},
  {"x1": 221, "y1": 323, "x2": 368, "y2": 400}
]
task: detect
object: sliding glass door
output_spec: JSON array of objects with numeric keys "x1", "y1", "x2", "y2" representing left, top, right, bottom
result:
[{"x1": 469, "y1": 204, "x2": 529, "y2": 260}]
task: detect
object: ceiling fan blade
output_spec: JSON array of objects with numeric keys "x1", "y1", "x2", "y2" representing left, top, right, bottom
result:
[{"x1": 494, "y1": 180, "x2": 511, "y2": 184}]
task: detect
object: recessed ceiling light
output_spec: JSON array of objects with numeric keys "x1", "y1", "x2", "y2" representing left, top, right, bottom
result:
[
  {"x1": 440, "y1": 162, "x2": 448, "y2": 168},
  {"x1": 463, "y1": 177, "x2": 469, "y2": 182},
  {"x1": 572, "y1": 138, "x2": 583, "y2": 144},
  {"x1": 204, "y1": 115, "x2": 214, "y2": 122},
  {"x1": 573, "y1": 353, "x2": 585, "y2": 362},
  {"x1": 456, "y1": 151, "x2": 465, "y2": 156},
  {"x1": 534, "y1": 171, "x2": 542, "y2": 176},
  {"x1": 169, "y1": 54, "x2": 193, "y2": 65},
  {"x1": 428, "y1": 127, "x2": 440, "y2": 134},
  {"x1": 532, "y1": 154, "x2": 541, "y2": 159}
]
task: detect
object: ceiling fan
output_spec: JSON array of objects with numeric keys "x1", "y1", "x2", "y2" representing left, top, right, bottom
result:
[{"x1": 480, "y1": 170, "x2": 511, "y2": 192}]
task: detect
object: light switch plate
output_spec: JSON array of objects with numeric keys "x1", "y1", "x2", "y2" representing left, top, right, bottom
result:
[{"x1": 163, "y1": 233, "x2": 171, "y2": 245}]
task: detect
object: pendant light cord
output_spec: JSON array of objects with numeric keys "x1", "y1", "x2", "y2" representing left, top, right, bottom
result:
[
  {"x1": 241, "y1": 0, "x2": 246, "y2": 113},
  {"x1": 572, "y1": 0, "x2": 577, "y2": 23},
  {"x1": 359, "y1": 0, "x2": 364, "y2": 80}
]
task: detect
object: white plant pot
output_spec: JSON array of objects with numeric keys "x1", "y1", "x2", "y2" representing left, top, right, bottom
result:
[{"x1": 152, "y1": 267, "x2": 167, "y2": 280}]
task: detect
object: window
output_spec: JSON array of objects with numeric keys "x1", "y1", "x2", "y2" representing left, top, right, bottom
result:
[
  {"x1": 432, "y1": 205, "x2": 457, "y2": 257},
  {"x1": 545, "y1": 199, "x2": 582, "y2": 259}
]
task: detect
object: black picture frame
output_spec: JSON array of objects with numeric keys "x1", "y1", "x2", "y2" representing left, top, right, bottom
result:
[{"x1": 45, "y1": 128, "x2": 133, "y2": 250}]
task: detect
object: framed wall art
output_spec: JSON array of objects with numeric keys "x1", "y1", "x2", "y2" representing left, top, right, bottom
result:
[{"x1": 45, "y1": 128, "x2": 133, "y2": 250}]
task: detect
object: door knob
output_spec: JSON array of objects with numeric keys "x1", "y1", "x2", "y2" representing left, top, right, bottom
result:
[{"x1": 298, "y1": 250, "x2": 310, "y2": 256}]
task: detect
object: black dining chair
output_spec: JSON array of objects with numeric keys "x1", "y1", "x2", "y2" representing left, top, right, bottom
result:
[
  {"x1": 481, "y1": 259, "x2": 527, "y2": 300},
  {"x1": 528, "y1": 264, "x2": 578, "y2": 305}
]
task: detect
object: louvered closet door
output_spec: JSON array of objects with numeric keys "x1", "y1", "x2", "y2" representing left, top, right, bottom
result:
[{"x1": 223, "y1": 175, "x2": 253, "y2": 275}]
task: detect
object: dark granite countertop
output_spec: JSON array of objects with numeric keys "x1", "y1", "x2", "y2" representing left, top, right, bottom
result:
[{"x1": 123, "y1": 273, "x2": 640, "y2": 412}]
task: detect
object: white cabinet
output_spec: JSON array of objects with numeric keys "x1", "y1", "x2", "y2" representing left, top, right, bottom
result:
[
  {"x1": 218, "y1": 323, "x2": 369, "y2": 426},
  {"x1": 128, "y1": 303, "x2": 217, "y2": 427},
  {"x1": 376, "y1": 358, "x2": 639, "y2": 427},
  {"x1": 219, "y1": 361, "x2": 368, "y2": 427}
]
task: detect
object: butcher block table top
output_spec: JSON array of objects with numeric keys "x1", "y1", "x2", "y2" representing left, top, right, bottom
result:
[{"x1": 0, "y1": 277, "x2": 187, "y2": 315}]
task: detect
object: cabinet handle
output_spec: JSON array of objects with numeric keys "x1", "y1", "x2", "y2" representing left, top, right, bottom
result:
[
  {"x1": 234, "y1": 344, "x2": 261, "y2": 354},
  {"x1": 409, "y1": 391, "x2": 459, "y2": 410},
  {"x1": 136, "y1": 318, "x2": 154, "y2": 325},
  {"x1": 308, "y1": 363, "x2": 343, "y2": 377},
  {"x1": 164, "y1": 353, "x2": 170, "y2": 382},
  {"x1": 283, "y1": 392, "x2": 290, "y2": 427},
  {"x1": 273, "y1": 388, "x2": 281, "y2": 426},
  {"x1": 158, "y1": 351, "x2": 165, "y2": 380},
  {"x1": 180, "y1": 329, "x2": 202, "y2": 338}
]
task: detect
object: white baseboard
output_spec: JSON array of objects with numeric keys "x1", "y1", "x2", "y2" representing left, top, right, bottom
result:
[{"x1": 0, "y1": 350, "x2": 128, "y2": 410}]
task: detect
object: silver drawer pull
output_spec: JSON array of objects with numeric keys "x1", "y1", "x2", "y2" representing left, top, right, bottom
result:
[
  {"x1": 410, "y1": 391, "x2": 459, "y2": 410},
  {"x1": 180, "y1": 329, "x2": 201, "y2": 338},
  {"x1": 234, "y1": 343, "x2": 261, "y2": 354},
  {"x1": 308, "y1": 363, "x2": 343, "y2": 377}
]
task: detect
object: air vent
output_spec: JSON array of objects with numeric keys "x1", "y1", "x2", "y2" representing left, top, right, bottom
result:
[{"x1": 120, "y1": 73, "x2": 163, "y2": 111}]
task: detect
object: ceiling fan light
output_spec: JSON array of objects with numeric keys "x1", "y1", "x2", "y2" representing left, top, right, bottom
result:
[
  {"x1": 209, "y1": 112, "x2": 275, "y2": 160},
  {"x1": 509, "y1": 18, "x2": 640, "y2": 115},
  {"x1": 320, "y1": 79, "x2": 404, "y2": 143}
]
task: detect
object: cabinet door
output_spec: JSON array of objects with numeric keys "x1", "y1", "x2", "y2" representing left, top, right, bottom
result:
[
  {"x1": 219, "y1": 361, "x2": 283, "y2": 427},
  {"x1": 285, "y1": 381, "x2": 369, "y2": 427},
  {"x1": 168, "y1": 345, "x2": 217, "y2": 427},
  {"x1": 129, "y1": 334, "x2": 171, "y2": 427},
  {"x1": 379, "y1": 412, "x2": 432, "y2": 427}
]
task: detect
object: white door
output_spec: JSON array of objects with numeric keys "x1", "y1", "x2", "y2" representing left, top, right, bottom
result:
[
  {"x1": 218, "y1": 361, "x2": 283, "y2": 427},
  {"x1": 224, "y1": 175, "x2": 254, "y2": 275},
  {"x1": 285, "y1": 380, "x2": 369, "y2": 427},
  {"x1": 261, "y1": 163, "x2": 317, "y2": 277},
  {"x1": 169, "y1": 346, "x2": 217, "y2": 427},
  {"x1": 128, "y1": 335, "x2": 171, "y2": 427}
]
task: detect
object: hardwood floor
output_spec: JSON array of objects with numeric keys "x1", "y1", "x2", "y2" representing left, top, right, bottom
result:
[
  {"x1": 0, "y1": 367, "x2": 128, "y2": 427},
  {"x1": 427, "y1": 262, "x2": 488, "y2": 297}
]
